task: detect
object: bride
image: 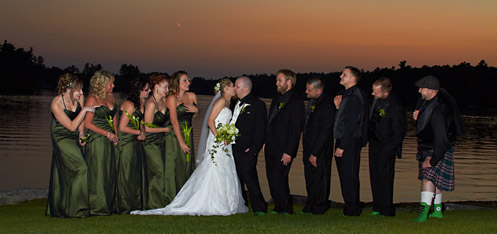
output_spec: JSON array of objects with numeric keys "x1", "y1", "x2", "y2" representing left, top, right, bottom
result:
[{"x1": 131, "y1": 78, "x2": 248, "y2": 216}]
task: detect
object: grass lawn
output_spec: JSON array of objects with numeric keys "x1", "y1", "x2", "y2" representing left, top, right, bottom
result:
[{"x1": 1, "y1": 199, "x2": 496, "y2": 233}]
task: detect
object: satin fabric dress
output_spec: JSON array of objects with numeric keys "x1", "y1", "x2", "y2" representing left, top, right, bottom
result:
[
  {"x1": 115, "y1": 109, "x2": 144, "y2": 214},
  {"x1": 163, "y1": 103, "x2": 196, "y2": 204},
  {"x1": 131, "y1": 108, "x2": 248, "y2": 216},
  {"x1": 86, "y1": 105, "x2": 117, "y2": 215},
  {"x1": 46, "y1": 102, "x2": 90, "y2": 217},
  {"x1": 142, "y1": 108, "x2": 169, "y2": 209}
]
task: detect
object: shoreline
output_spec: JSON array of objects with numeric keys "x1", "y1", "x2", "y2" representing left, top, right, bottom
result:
[{"x1": 2, "y1": 188, "x2": 496, "y2": 210}]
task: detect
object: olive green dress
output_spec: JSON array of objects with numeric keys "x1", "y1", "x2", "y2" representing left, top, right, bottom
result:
[
  {"x1": 46, "y1": 102, "x2": 89, "y2": 218},
  {"x1": 86, "y1": 105, "x2": 117, "y2": 216},
  {"x1": 164, "y1": 103, "x2": 196, "y2": 204},
  {"x1": 115, "y1": 109, "x2": 143, "y2": 214},
  {"x1": 142, "y1": 107, "x2": 169, "y2": 210}
]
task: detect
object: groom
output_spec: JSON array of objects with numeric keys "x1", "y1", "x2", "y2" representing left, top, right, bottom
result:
[{"x1": 230, "y1": 76, "x2": 267, "y2": 215}]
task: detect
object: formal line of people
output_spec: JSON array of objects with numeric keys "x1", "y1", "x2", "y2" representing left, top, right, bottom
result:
[
  {"x1": 46, "y1": 70, "x2": 198, "y2": 217},
  {"x1": 47, "y1": 67, "x2": 462, "y2": 222}
]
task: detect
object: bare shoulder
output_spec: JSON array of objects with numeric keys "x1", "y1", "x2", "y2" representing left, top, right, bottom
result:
[
  {"x1": 51, "y1": 95, "x2": 62, "y2": 111},
  {"x1": 186, "y1": 92, "x2": 197, "y2": 103},
  {"x1": 121, "y1": 100, "x2": 135, "y2": 112},
  {"x1": 85, "y1": 95, "x2": 98, "y2": 106}
]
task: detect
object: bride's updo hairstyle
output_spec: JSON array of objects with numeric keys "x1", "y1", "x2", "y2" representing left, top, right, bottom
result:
[{"x1": 215, "y1": 78, "x2": 232, "y2": 95}]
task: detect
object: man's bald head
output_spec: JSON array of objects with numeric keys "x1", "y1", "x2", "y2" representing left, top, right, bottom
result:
[{"x1": 235, "y1": 76, "x2": 252, "y2": 99}]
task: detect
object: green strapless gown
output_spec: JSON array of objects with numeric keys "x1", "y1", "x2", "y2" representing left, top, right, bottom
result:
[
  {"x1": 164, "y1": 103, "x2": 195, "y2": 204},
  {"x1": 142, "y1": 109, "x2": 169, "y2": 209},
  {"x1": 115, "y1": 109, "x2": 143, "y2": 214},
  {"x1": 86, "y1": 105, "x2": 117, "y2": 216},
  {"x1": 46, "y1": 103, "x2": 89, "y2": 218}
]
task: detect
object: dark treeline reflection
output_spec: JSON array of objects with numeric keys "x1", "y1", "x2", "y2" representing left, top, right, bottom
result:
[{"x1": 2, "y1": 40, "x2": 496, "y2": 113}]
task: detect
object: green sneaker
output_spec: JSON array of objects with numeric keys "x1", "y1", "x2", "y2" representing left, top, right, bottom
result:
[
  {"x1": 369, "y1": 211, "x2": 381, "y2": 216},
  {"x1": 429, "y1": 204, "x2": 444, "y2": 218},
  {"x1": 413, "y1": 202, "x2": 430, "y2": 222},
  {"x1": 296, "y1": 211, "x2": 304, "y2": 215},
  {"x1": 270, "y1": 211, "x2": 278, "y2": 214}
]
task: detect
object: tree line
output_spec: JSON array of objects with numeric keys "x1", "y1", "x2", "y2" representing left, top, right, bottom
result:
[{"x1": 2, "y1": 40, "x2": 496, "y2": 113}]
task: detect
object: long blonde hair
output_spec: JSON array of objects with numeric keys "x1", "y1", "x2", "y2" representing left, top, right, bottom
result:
[
  {"x1": 89, "y1": 70, "x2": 114, "y2": 99},
  {"x1": 168, "y1": 70, "x2": 188, "y2": 96}
]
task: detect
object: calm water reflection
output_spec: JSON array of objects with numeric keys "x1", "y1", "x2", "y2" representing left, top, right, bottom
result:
[{"x1": 1, "y1": 92, "x2": 496, "y2": 202}]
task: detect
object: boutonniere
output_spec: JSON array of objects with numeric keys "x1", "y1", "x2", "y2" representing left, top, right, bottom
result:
[
  {"x1": 240, "y1": 103, "x2": 251, "y2": 114},
  {"x1": 278, "y1": 102, "x2": 285, "y2": 109},
  {"x1": 310, "y1": 105, "x2": 316, "y2": 113},
  {"x1": 379, "y1": 109, "x2": 386, "y2": 118}
]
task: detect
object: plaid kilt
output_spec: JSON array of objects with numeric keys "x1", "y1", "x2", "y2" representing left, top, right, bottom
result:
[{"x1": 418, "y1": 147, "x2": 455, "y2": 191}]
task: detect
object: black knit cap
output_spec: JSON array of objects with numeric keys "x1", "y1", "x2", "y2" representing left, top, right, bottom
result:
[{"x1": 415, "y1": 75, "x2": 440, "y2": 90}]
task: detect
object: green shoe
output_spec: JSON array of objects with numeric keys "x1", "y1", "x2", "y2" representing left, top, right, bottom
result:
[
  {"x1": 429, "y1": 204, "x2": 444, "y2": 218},
  {"x1": 270, "y1": 211, "x2": 278, "y2": 214},
  {"x1": 413, "y1": 202, "x2": 430, "y2": 222},
  {"x1": 255, "y1": 211, "x2": 266, "y2": 216},
  {"x1": 369, "y1": 211, "x2": 381, "y2": 216},
  {"x1": 296, "y1": 211, "x2": 304, "y2": 215}
]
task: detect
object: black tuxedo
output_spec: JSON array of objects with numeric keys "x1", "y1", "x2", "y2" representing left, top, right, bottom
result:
[
  {"x1": 265, "y1": 89, "x2": 305, "y2": 214},
  {"x1": 368, "y1": 93, "x2": 406, "y2": 216},
  {"x1": 231, "y1": 93, "x2": 267, "y2": 213},
  {"x1": 333, "y1": 85, "x2": 368, "y2": 216},
  {"x1": 302, "y1": 94, "x2": 336, "y2": 214}
]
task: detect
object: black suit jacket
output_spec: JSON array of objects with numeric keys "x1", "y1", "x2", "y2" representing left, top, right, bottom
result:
[
  {"x1": 232, "y1": 94, "x2": 267, "y2": 155},
  {"x1": 266, "y1": 89, "x2": 305, "y2": 158},
  {"x1": 369, "y1": 93, "x2": 406, "y2": 158},
  {"x1": 303, "y1": 94, "x2": 336, "y2": 158}
]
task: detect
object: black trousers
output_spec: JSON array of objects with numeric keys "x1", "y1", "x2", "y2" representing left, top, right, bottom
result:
[
  {"x1": 369, "y1": 139, "x2": 396, "y2": 216},
  {"x1": 302, "y1": 153, "x2": 332, "y2": 214},
  {"x1": 265, "y1": 148, "x2": 293, "y2": 214},
  {"x1": 233, "y1": 151, "x2": 267, "y2": 213},
  {"x1": 335, "y1": 138, "x2": 362, "y2": 216}
]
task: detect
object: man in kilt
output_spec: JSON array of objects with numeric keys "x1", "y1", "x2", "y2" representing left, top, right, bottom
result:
[{"x1": 412, "y1": 75, "x2": 464, "y2": 222}]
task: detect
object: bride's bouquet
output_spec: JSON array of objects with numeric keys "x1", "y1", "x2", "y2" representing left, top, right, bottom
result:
[{"x1": 209, "y1": 122, "x2": 240, "y2": 164}]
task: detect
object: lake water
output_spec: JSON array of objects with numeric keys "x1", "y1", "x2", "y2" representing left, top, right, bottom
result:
[{"x1": 1, "y1": 91, "x2": 496, "y2": 203}]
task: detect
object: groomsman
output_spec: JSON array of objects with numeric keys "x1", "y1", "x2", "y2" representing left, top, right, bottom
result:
[
  {"x1": 230, "y1": 76, "x2": 267, "y2": 216},
  {"x1": 265, "y1": 69, "x2": 305, "y2": 215},
  {"x1": 333, "y1": 66, "x2": 368, "y2": 216},
  {"x1": 301, "y1": 77, "x2": 336, "y2": 215},
  {"x1": 368, "y1": 77, "x2": 406, "y2": 216}
]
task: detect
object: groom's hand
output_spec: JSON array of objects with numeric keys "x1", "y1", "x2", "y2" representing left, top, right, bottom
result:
[
  {"x1": 335, "y1": 148, "x2": 344, "y2": 157},
  {"x1": 309, "y1": 155, "x2": 317, "y2": 167},
  {"x1": 281, "y1": 153, "x2": 292, "y2": 166},
  {"x1": 244, "y1": 148, "x2": 250, "y2": 153}
]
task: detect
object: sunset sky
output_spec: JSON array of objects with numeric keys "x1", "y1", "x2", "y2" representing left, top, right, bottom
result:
[{"x1": 1, "y1": 0, "x2": 496, "y2": 78}]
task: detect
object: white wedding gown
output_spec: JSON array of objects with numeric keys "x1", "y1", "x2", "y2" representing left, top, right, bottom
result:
[{"x1": 131, "y1": 107, "x2": 248, "y2": 216}]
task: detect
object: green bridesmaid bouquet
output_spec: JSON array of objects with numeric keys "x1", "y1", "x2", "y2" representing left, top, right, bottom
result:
[
  {"x1": 79, "y1": 133, "x2": 90, "y2": 143},
  {"x1": 182, "y1": 122, "x2": 193, "y2": 163},
  {"x1": 141, "y1": 121, "x2": 160, "y2": 128},
  {"x1": 124, "y1": 110, "x2": 140, "y2": 130},
  {"x1": 105, "y1": 114, "x2": 115, "y2": 131}
]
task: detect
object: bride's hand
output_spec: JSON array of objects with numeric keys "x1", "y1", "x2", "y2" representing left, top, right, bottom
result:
[{"x1": 180, "y1": 142, "x2": 191, "y2": 154}]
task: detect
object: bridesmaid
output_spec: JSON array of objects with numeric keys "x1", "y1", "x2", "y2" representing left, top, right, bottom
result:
[
  {"x1": 115, "y1": 76, "x2": 150, "y2": 214},
  {"x1": 46, "y1": 74, "x2": 96, "y2": 218},
  {"x1": 142, "y1": 73, "x2": 171, "y2": 209},
  {"x1": 84, "y1": 70, "x2": 119, "y2": 216},
  {"x1": 165, "y1": 71, "x2": 198, "y2": 204}
]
